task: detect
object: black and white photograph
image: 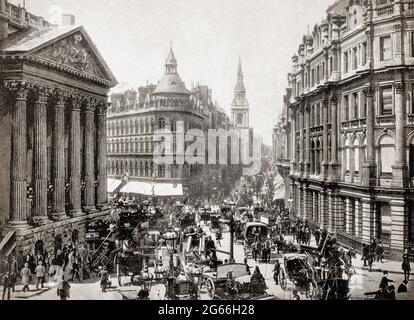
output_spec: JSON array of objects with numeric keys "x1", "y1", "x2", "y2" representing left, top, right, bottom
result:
[{"x1": 0, "y1": 0, "x2": 413, "y2": 309}]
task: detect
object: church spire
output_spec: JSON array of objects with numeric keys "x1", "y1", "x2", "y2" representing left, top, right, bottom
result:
[
  {"x1": 234, "y1": 57, "x2": 246, "y2": 96},
  {"x1": 231, "y1": 56, "x2": 249, "y2": 128}
]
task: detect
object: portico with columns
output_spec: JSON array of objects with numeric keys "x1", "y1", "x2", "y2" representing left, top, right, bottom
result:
[{"x1": 0, "y1": 25, "x2": 117, "y2": 254}]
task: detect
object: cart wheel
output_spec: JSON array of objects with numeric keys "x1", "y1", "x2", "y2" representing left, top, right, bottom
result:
[
  {"x1": 279, "y1": 270, "x2": 287, "y2": 291},
  {"x1": 206, "y1": 278, "x2": 215, "y2": 299}
]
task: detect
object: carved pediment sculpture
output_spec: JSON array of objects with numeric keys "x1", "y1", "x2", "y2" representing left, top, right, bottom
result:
[{"x1": 35, "y1": 32, "x2": 106, "y2": 79}]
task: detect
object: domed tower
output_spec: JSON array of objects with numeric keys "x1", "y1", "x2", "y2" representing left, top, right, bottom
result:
[
  {"x1": 152, "y1": 46, "x2": 191, "y2": 97},
  {"x1": 231, "y1": 57, "x2": 249, "y2": 128}
]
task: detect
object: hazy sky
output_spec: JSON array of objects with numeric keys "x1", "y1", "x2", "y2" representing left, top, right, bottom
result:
[{"x1": 18, "y1": 0, "x2": 334, "y2": 144}]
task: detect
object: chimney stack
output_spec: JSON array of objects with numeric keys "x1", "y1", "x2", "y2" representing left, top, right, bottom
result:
[{"x1": 62, "y1": 14, "x2": 75, "y2": 26}]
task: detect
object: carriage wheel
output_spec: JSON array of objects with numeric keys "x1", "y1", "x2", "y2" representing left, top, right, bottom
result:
[
  {"x1": 279, "y1": 270, "x2": 287, "y2": 291},
  {"x1": 206, "y1": 278, "x2": 215, "y2": 299}
]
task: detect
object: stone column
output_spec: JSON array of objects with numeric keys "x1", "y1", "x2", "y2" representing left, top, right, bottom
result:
[
  {"x1": 312, "y1": 192, "x2": 317, "y2": 222},
  {"x1": 96, "y1": 101, "x2": 109, "y2": 208},
  {"x1": 304, "y1": 102, "x2": 310, "y2": 178},
  {"x1": 299, "y1": 106, "x2": 304, "y2": 177},
  {"x1": 83, "y1": 98, "x2": 97, "y2": 212},
  {"x1": 327, "y1": 192, "x2": 334, "y2": 233},
  {"x1": 33, "y1": 86, "x2": 50, "y2": 225},
  {"x1": 329, "y1": 94, "x2": 339, "y2": 181},
  {"x1": 392, "y1": 82, "x2": 408, "y2": 187},
  {"x1": 6, "y1": 81, "x2": 30, "y2": 226},
  {"x1": 52, "y1": 90, "x2": 67, "y2": 220},
  {"x1": 345, "y1": 198, "x2": 352, "y2": 234},
  {"x1": 362, "y1": 85, "x2": 377, "y2": 186},
  {"x1": 390, "y1": 199, "x2": 408, "y2": 259},
  {"x1": 321, "y1": 95, "x2": 329, "y2": 180},
  {"x1": 355, "y1": 199, "x2": 362, "y2": 237},
  {"x1": 290, "y1": 109, "x2": 297, "y2": 175},
  {"x1": 333, "y1": 196, "x2": 344, "y2": 232},
  {"x1": 361, "y1": 197, "x2": 375, "y2": 243},
  {"x1": 69, "y1": 94, "x2": 84, "y2": 217}
]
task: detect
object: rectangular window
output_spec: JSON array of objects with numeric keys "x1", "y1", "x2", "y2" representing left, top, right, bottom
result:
[
  {"x1": 412, "y1": 85, "x2": 414, "y2": 114},
  {"x1": 411, "y1": 32, "x2": 414, "y2": 57},
  {"x1": 362, "y1": 42, "x2": 367, "y2": 65},
  {"x1": 330, "y1": 57, "x2": 333, "y2": 76},
  {"x1": 380, "y1": 86, "x2": 393, "y2": 115},
  {"x1": 353, "y1": 47, "x2": 358, "y2": 70},
  {"x1": 353, "y1": 92, "x2": 359, "y2": 119},
  {"x1": 317, "y1": 66, "x2": 320, "y2": 84},
  {"x1": 344, "y1": 51, "x2": 349, "y2": 73},
  {"x1": 344, "y1": 95, "x2": 349, "y2": 121},
  {"x1": 380, "y1": 35, "x2": 392, "y2": 61},
  {"x1": 361, "y1": 91, "x2": 367, "y2": 117}
]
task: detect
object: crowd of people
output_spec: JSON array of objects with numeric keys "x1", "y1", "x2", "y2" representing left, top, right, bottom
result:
[{"x1": 1, "y1": 240, "x2": 92, "y2": 300}]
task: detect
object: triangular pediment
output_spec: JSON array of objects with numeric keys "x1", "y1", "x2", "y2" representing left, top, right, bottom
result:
[
  {"x1": 33, "y1": 28, "x2": 115, "y2": 84},
  {"x1": 2, "y1": 26, "x2": 117, "y2": 86}
]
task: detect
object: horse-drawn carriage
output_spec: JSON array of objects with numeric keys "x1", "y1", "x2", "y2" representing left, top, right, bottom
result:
[
  {"x1": 209, "y1": 214, "x2": 222, "y2": 231},
  {"x1": 278, "y1": 252, "x2": 351, "y2": 300},
  {"x1": 278, "y1": 253, "x2": 316, "y2": 297},
  {"x1": 243, "y1": 222, "x2": 271, "y2": 261},
  {"x1": 201, "y1": 263, "x2": 267, "y2": 300}
]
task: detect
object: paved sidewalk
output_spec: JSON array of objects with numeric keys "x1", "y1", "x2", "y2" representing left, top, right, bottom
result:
[{"x1": 351, "y1": 252, "x2": 413, "y2": 275}]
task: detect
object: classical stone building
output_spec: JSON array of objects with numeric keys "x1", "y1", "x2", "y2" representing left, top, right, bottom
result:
[
  {"x1": 0, "y1": 1, "x2": 117, "y2": 256},
  {"x1": 107, "y1": 47, "x2": 239, "y2": 199},
  {"x1": 274, "y1": 0, "x2": 414, "y2": 259}
]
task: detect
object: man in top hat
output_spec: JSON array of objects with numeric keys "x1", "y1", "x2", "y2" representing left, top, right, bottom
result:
[{"x1": 379, "y1": 270, "x2": 393, "y2": 289}]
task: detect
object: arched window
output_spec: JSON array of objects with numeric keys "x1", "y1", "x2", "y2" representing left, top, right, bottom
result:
[
  {"x1": 116, "y1": 122, "x2": 120, "y2": 136},
  {"x1": 344, "y1": 137, "x2": 350, "y2": 174},
  {"x1": 379, "y1": 135, "x2": 395, "y2": 175},
  {"x1": 311, "y1": 140, "x2": 316, "y2": 174},
  {"x1": 353, "y1": 138, "x2": 360, "y2": 175},
  {"x1": 125, "y1": 139, "x2": 129, "y2": 153},
  {"x1": 145, "y1": 119, "x2": 150, "y2": 133},
  {"x1": 120, "y1": 121, "x2": 124, "y2": 135},
  {"x1": 138, "y1": 161, "x2": 142, "y2": 177},
  {"x1": 139, "y1": 119, "x2": 144, "y2": 134},
  {"x1": 316, "y1": 139, "x2": 321, "y2": 175}
]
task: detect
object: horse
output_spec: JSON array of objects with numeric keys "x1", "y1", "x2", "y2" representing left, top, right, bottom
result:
[
  {"x1": 251, "y1": 241, "x2": 264, "y2": 262},
  {"x1": 261, "y1": 239, "x2": 272, "y2": 264}
]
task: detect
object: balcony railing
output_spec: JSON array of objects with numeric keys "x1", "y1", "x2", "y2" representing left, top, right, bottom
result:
[{"x1": 375, "y1": 4, "x2": 394, "y2": 17}]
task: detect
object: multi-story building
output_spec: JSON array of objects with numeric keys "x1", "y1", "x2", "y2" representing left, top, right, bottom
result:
[
  {"x1": 274, "y1": 0, "x2": 414, "y2": 259},
  {"x1": 106, "y1": 47, "x2": 238, "y2": 199},
  {"x1": 0, "y1": 1, "x2": 117, "y2": 257}
]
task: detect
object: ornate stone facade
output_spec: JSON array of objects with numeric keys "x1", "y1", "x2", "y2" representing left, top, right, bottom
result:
[
  {"x1": 274, "y1": 0, "x2": 414, "y2": 259},
  {"x1": 0, "y1": 12, "x2": 117, "y2": 256},
  {"x1": 107, "y1": 48, "x2": 240, "y2": 199}
]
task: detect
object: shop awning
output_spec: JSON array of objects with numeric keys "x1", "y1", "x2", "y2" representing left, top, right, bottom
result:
[
  {"x1": 273, "y1": 186, "x2": 286, "y2": 200},
  {"x1": 119, "y1": 180, "x2": 183, "y2": 197},
  {"x1": 107, "y1": 178, "x2": 122, "y2": 193}
]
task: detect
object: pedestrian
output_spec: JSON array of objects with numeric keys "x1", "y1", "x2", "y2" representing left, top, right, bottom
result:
[
  {"x1": 34, "y1": 260, "x2": 46, "y2": 290},
  {"x1": 20, "y1": 262, "x2": 32, "y2": 292},
  {"x1": 362, "y1": 243, "x2": 368, "y2": 267},
  {"x1": 9, "y1": 255, "x2": 18, "y2": 292},
  {"x1": 379, "y1": 270, "x2": 393, "y2": 289},
  {"x1": 2, "y1": 272, "x2": 12, "y2": 300},
  {"x1": 402, "y1": 249, "x2": 411, "y2": 282},
  {"x1": 292, "y1": 289, "x2": 300, "y2": 300},
  {"x1": 273, "y1": 260, "x2": 281, "y2": 285},
  {"x1": 397, "y1": 280, "x2": 408, "y2": 293},
  {"x1": 57, "y1": 275, "x2": 70, "y2": 300},
  {"x1": 70, "y1": 257, "x2": 81, "y2": 282},
  {"x1": 376, "y1": 241, "x2": 384, "y2": 263},
  {"x1": 244, "y1": 258, "x2": 251, "y2": 276},
  {"x1": 367, "y1": 250, "x2": 374, "y2": 272}
]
